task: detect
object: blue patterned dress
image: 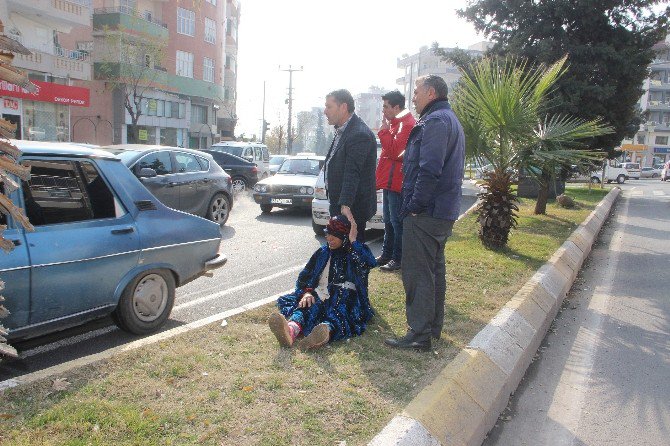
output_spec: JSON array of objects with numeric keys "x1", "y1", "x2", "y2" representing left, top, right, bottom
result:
[{"x1": 277, "y1": 241, "x2": 376, "y2": 342}]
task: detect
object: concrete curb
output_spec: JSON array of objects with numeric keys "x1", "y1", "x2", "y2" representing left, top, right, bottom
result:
[{"x1": 369, "y1": 187, "x2": 621, "y2": 446}]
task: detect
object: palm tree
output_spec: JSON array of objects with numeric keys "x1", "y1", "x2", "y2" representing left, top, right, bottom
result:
[{"x1": 452, "y1": 56, "x2": 612, "y2": 249}]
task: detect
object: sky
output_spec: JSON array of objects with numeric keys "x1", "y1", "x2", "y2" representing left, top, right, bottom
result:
[{"x1": 234, "y1": 0, "x2": 484, "y2": 138}]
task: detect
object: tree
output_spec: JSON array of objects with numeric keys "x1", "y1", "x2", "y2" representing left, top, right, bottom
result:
[
  {"x1": 459, "y1": 0, "x2": 669, "y2": 156},
  {"x1": 96, "y1": 25, "x2": 167, "y2": 143},
  {"x1": 265, "y1": 123, "x2": 287, "y2": 154},
  {"x1": 452, "y1": 56, "x2": 612, "y2": 248},
  {"x1": 314, "y1": 113, "x2": 328, "y2": 155},
  {"x1": 294, "y1": 111, "x2": 317, "y2": 152},
  {"x1": 0, "y1": 22, "x2": 35, "y2": 359}
]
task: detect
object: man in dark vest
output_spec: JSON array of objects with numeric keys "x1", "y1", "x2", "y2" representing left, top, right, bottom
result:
[{"x1": 323, "y1": 89, "x2": 377, "y2": 242}]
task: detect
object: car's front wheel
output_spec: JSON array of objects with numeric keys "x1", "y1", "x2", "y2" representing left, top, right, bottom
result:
[
  {"x1": 616, "y1": 174, "x2": 625, "y2": 184},
  {"x1": 590, "y1": 176, "x2": 601, "y2": 184},
  {"x1": 312, "y1": 220, "x2": 325, "y2": 236},
  {"x1": 113, "y1": 269, "x2": 175, "y2": 335},
  {"x1": 260, "y1": 204, "x2": 273, "y2": 214},
  {"x1": 231, "y1": 177, "x2": 247, "y2": 193},
  {"x1": 207, "y1": 193, "x2": 231, "y2": 225}
]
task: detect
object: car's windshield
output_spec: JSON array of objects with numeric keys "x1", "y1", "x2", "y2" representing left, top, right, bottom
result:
[
  {"x1": 269, "y1": 156, "x2": 286, "y2": 165},
  {"x1": 213, "y1": 146, "x2": 243, "y2": 157},
  {"x1": 277, "y1": 158, "x2": 322, "y2": 175},
  {"x1": 108, "y1": 150, "x2": 142, "y2": 164}
]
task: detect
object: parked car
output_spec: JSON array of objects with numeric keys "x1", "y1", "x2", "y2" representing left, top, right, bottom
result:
[
  {"x1": 101, "y1": 145, "x2": 233, "y2": 225},
  {"x1": 621, "y1": 162, "x2": 641, "y2": 179},
  {"x1": 1, "y1": 140, "x2": 227, "y2": 340},
  {"x1": 253, "y1": 155, "x2": 324, "y2": 213},
  {"x1": 202, "y1": 150, "x2": 259, "y2": 192},
  {"x1": 311, "y1": 169, "x2": 384, "y2": 235},
  {"x1": 209, "y1": 141, "x2": 271, "y2": 178},
  {"x1": 269, "y1": 154, "x2": 290, "y2": 175},
  {"x1": 640, "y1": 166, "x2": 661, "y2": 178},
  {"x1": 570, "y1": 162, "x2": 628, "y2": 184},
  {"x1": 662, "y1": 161, "x2": 670, "y2": 181}
]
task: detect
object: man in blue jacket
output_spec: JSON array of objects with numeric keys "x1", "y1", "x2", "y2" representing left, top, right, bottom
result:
[{"x1": 385, "y1": 75, "x2": 465, "y2": 352}]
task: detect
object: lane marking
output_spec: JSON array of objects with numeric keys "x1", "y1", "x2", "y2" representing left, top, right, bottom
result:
[{"x1": 652, "y1": 190, "x2": 664, "y2": 196}]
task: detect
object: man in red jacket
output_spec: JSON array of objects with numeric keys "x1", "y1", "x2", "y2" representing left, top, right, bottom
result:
[{"x1": 375, "y1": 90, "x2": 416, "y2": 271}]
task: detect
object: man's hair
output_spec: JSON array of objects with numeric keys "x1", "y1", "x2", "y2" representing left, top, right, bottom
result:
[
  {"x1": 327, "y1": 89, "x2": 355, "y2": 113},
  {"x1": 417, "y1": 75, "x2": 449, "y2": 99},
  {"x1": 381, "y1": 90, "x2": 406, "y2": 109}
]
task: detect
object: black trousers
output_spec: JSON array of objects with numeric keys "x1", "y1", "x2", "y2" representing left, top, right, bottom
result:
[{"x1": 401, "y1": 214, "x2": 454, "y2": 341}]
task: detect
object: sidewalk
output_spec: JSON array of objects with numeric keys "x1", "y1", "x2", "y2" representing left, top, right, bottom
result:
[{"x1": 483, "y1": 186, "x2": 670, "y2": 445}]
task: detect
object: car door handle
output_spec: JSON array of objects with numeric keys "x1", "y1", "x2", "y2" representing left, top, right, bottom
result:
[
  {"x1": 167, "y1": 182, "x2": 179, "y2": 187},
  {"x1": 111, "y1": 227, "x2": 134, "y2": 235}
]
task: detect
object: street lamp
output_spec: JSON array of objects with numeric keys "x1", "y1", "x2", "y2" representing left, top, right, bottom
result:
[{"x1": 213, "y1": 104, "x2": 220, "y2": 142}]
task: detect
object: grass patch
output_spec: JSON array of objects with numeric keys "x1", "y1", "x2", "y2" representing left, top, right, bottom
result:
[{"x1": 0, "y1": 186, "x2": 609, "y2": 446}]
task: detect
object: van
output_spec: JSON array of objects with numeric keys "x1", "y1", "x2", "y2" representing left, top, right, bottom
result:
[
  {"x1": 620, "y1": 162, "x2": 640, "y2": 179},
  {"x1": 209, "y1": 141, "x2": 271, "y2": 178}
]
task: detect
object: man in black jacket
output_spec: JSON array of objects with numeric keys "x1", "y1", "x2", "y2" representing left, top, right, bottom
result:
[{"x1": 323, "y1": 89, "x2": 377, "y2": 242}]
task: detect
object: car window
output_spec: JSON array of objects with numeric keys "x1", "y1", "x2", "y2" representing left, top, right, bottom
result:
[
  {"x1": 269, "y1": 156, "x2": 285, "y2": 165},
  {"x1": 254, "y1": 147, "x2": 262, "y2": 161},
  {"x1": 195, "y1": 156, "x2": 209, "y2": 171},
  {"x1": 22, "y1": 160, "x2": 123, "y2": 226},
  {"x1": 278, "y1": 159, "x2": 322, "y2": 175},
  {"x1": 136, "y1": 151, "x2": 172, "y2": 175},
  {"x1": 174, "y1": 153, "x2": 201, "y2": 173},
  {"x1": 215, "y1": 146, "x2": 243, "y2": 157},
  {"x1": 262, "y1": 147, "x2": 269, "y2": 162}
]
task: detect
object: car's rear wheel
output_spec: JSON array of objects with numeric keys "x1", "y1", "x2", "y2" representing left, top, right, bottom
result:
[
  {"x1": 231, "y1": 177, "x2": 247, "y2": 193},
  {"x1": 207, "y1": 193, "x2": 231, "y2": 225},
  {"x1": 312, "y1": 219, "x2": 325, "y2": 236},
  {"x1": 113, "y1": 269, "x2": 175, "y2": 335},
  {"x1": 260, "y1": 204, "x2": 273, "y2": 214},
  {"x1": 616, "y1": 174, "x2": 625, "y2": 184},
  {"x1": 590, "y1": 176, "x2": 600, "y2": 184},
  {"x1": 652, "y1": 173, "x2": 658, "y2": 178}
]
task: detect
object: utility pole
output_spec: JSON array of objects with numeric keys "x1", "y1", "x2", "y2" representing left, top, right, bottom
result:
[
  {"x1": 261, "y1": 81, "x2": 267, "y2": 143},
  {"x1": 280, "y1": 65, "x2": 302, "y2": 154}
]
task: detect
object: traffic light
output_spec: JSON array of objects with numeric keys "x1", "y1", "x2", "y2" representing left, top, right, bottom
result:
[{"x1": 262, "y1": 120, "x2": 270, "y2": 143}]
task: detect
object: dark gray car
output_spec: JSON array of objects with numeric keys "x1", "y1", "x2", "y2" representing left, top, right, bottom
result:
[{"x1": 102, "y1": 145, "x2": 233, "y2": 225}]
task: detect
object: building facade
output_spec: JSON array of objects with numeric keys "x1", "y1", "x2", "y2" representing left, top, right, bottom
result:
[
  {"x1": 0, "y1": 0, "x2": 92, "y2": 142},
  {"x1": 354, "y1": 86, "x2": 388, "y2": 133},
  {"x1": 396, "y1": 42, "x2": 491, "y2": 111},
  {"x1": 621, "y1": 36, "x2": 670, "y2": 167}
]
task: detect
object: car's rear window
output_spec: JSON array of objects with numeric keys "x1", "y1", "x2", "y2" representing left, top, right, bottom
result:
[{"x1": 211, "y1": 146, "x2": 243, "y2": 157}]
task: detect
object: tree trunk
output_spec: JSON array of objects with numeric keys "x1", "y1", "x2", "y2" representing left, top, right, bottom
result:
[{"x1": 534, "y1": 170, "x2": 551, "y2": 215}]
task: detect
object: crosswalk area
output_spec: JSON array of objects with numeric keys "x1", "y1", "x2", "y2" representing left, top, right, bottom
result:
[{"x1": 626, "y1": 188, "x2": 669, "y2": 198}]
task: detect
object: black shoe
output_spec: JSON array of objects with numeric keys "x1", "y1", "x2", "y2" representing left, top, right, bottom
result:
[
  {"x1": 375, "y1": 255, "x2": 391, "y2": 267},
  {"x1": 384, "y1": 336, "x2": 431, "y2": 352},
  {"x1": 379, "y1": 259, "x2": 401, "y2": 272}
]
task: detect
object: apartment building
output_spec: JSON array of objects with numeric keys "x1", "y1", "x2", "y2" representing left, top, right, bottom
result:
[
  {"x1": 0, "y1": 0, "x2": 92, "y2": 142},
  {"x1": 396, "y1": 42, "x2": 491, "y2": 111},
  {"x1": 621, "y1": 36, "x2": 670, "y2": 167},
  {"x1": 354, "y1": 86, "x2": 388, "y2": 133}
]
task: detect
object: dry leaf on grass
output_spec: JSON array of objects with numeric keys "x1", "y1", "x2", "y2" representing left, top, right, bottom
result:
[
  {"x1": 52, "y1": 378, "x2": 71, "y2": 391},
  {"x1": 0, "y1": 413, "x2": 15, "y2": 419}
]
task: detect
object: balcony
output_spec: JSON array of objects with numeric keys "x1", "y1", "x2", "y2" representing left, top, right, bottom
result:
[
  {"x1": 93, "y1": 7, "x2": 169, "y2": 39},
  {"x1": 649, "y1": 79, "x2": 670, "y2": 91},
  {"x1": 6, "y1": 0, "x2": 90, "y2": 30},
  {"x1": 93, "y1": 63, "x2": 169, "y2": 89},
  {"x1": 167, "y1": 74, "x2": 225, "y2": 101},
  {"x1": 647, "y1": 100, "x2": 670, "y2": 110},
  {"x1": 10, "y1": 36, "x2": 91, "y2": 81}
]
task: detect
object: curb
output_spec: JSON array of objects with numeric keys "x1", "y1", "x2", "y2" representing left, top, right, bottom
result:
[{"x1": 369, "y1": 187, "x2": 621, "y2": 446}]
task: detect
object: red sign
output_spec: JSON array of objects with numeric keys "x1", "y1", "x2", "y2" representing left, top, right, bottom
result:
[
  {"x1": 3, "y1": 98, "x2": 19, "y2": 110},
  {"x1": 0, "y1": 80, "x2": 90, "y2": 107}
]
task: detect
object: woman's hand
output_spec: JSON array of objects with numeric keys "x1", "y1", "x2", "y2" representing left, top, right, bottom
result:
[{"x1": 298, "y1": 292, "x2": 315, "y2": 308}]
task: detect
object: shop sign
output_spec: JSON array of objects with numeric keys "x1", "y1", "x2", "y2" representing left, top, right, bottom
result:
[
  {"x1": 0, "y1": 80, "x2": 89, "y2": 107},
  {"x1": 138, "y1": 129, "x2": 148, "y2": 141},
  {"x1": 148, "y1": 99, "x2": 157, "y2": 113},
  {"x1": 620, "y1": 144, "x2": 647, "y2": 152},
  {"x1": 653, "y1": 147, "x2": 669, "y2": 154},
  {"x1": 3, "y1": 98, "x2": 19, "y2": 110}
]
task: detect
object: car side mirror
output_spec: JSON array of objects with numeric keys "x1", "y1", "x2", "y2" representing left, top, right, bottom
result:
[
  {"x1": 138, "y1": 167, "x2": 157, "y2": 178},
  {"x1": 244, "y1": 156, "x2": 253, "y2": 162}
]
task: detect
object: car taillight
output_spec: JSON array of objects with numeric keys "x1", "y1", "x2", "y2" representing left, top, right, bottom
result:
[{"x1": 251, "y1": 166, "x2": 258, "y2": 173}]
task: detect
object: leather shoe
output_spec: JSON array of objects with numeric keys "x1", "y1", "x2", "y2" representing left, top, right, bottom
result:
[
  {"x1": 375, "y1": 255, "x2": 391, "y2": 267},
  {"x1": 384, "y1": 336, "x2": 431, "y2": 352},
  {"x1": 379, "y1": 259, "x2": 401, "y2": 272}
]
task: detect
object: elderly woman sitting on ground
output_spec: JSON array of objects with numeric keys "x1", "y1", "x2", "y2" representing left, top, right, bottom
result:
[{"x1": 268, "y1": 215, "x2": 376, "y2": 350}]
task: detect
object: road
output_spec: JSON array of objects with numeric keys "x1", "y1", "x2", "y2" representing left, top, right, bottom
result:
[
  {"x1": 0, "y1": 186, "x2": 478, "y2": 381},
  {"x1": 483, "y1": 178, "x2": 670, "y2": 446}
]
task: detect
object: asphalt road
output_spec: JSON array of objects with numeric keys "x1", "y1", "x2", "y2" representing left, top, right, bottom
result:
[
  {"x1": 483, "y1": 178, "x2": 670, "y2": 446},
  {"x1": 0, "y1": 186, "x2": 478, "y2": 381}
]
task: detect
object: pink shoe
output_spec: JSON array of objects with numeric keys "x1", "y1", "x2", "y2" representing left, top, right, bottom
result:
[{"x1": 268, "y1": 312, "x2": 293, "y2": 347}]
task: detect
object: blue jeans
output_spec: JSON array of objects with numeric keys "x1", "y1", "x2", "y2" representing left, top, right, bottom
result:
[{"x1": 382, "y1": 189, "x2": 403, "y2": 262}]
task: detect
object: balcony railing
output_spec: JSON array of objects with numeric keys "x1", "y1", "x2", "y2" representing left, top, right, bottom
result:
[
  {"x1": 93, "y1": 7, "x2": 167, "y2": 29},
  {"x1": 52, "y1": 0, "x2": 88, "y2": 17},
  {"x1": 7, "y1": 34, "x2": 90, "y2": 62}
]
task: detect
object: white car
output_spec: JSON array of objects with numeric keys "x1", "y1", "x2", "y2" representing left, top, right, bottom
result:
[
  {"x1": 620, "y1": 162, "x2": 640, "y2": 179},
  {"x1": 253, "y1": 155, "x2": 324, "y2": 213},
  {"x1": 311, "y1": 170, "x2": 384, "y2": 235},
  {"x1": 640, "y1": 166, "x2": 661, "y2": 178}
]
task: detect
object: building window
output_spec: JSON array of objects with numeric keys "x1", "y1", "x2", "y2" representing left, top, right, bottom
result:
[
  {"x1": 203, "y1": 58, "x2": 215, "y2": 83},
  {"x1": 191, "y1": 105, "x2": 208, "y2": 124},
  {"x1": 226, "y1": 17, "x2": 237, "y2": 39},
  {"x1": 206, "y1": 0, "x2": 217, "y2": 4},
  {"x1": 179, "y1": 103, "x2": 186, "y2": 119},
  {"x1": 147, "y1": 99, "x2": 157, "y2": 116},
  {"x1": 177, "y1": 8, "x2": 195, "y2": 36},
  {"x1": 119, "y1": 0, "x2": 137, "y2": 15},
  {"x1": 176, "y1": 50, "x2": 194, "y2": 78},
  {"x1": 204, "y1": 18, "x2": 216, "y2": 44},
  {"x1": 655, "y1": 136, "x2": 669, "y2": 145}
]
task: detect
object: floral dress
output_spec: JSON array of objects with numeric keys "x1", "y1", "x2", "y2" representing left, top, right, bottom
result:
[{"x1": 277, "y1": 241, "x2": 376, "y2": 342}]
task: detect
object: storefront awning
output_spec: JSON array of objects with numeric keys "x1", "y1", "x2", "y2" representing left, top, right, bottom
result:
[{"x1": 620, "y1": 144, "x2": 648, "y2": 152}]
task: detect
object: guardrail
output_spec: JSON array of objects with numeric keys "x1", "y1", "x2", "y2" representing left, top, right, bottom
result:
[{"x1": 93, "y1": 6, "x2": 168, "y2": 29}]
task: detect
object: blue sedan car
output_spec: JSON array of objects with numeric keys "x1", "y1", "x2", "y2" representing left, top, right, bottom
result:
[{"x1": 1, "y1": 141, "x2": 227, "y2": 340}]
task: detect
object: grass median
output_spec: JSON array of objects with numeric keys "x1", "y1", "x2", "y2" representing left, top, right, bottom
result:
[{"x1": 0, "y1": 186, "x2": 610, "y2": 446}]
